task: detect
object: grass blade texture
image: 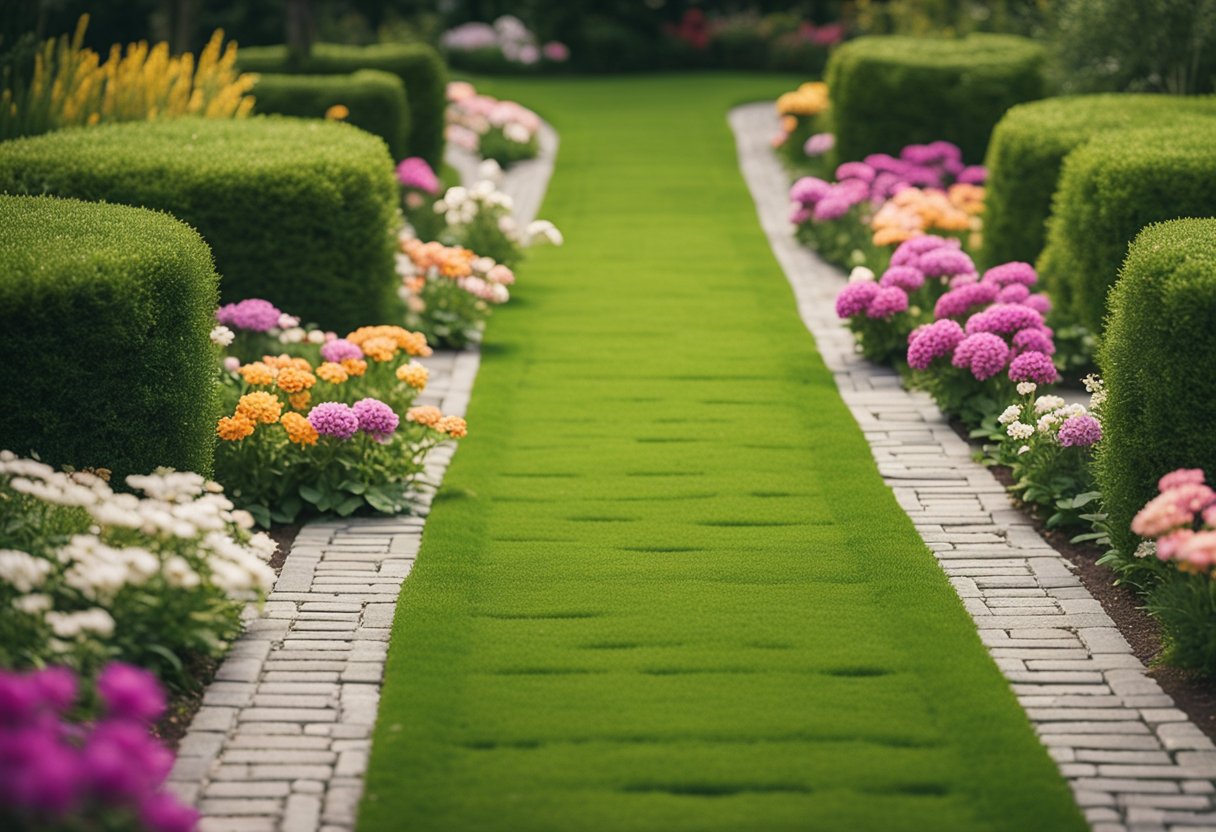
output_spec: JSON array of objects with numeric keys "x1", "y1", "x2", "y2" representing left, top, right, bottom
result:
[{"x1": 359, "y1": 74, "x2": 1084, "y2": 832}]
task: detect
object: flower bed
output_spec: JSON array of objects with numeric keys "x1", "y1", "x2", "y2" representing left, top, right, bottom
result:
[
  {"x1": 446, "y1": 81, "x2": 543, "y2": 168},
  {"x1": 441, "y1": 15, "x2": 570, "y2": 73}
]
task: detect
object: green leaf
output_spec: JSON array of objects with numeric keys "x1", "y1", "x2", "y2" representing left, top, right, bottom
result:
[{"x1": 335, "y1": 494, "x2": 365, "y2": 516}]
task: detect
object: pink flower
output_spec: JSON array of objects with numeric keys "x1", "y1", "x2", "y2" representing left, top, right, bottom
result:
[
  {"x1": 996, "y1": 284, "x2": 1030, "y2": 304},
  {"x1": 803, "y1": 133, "x2": 834, "y2": 157},
  {"x1": 865, "y1": 286, "x2": 909, "y2": 319},
  {"x1": 307, "y1": 402, "x2": 359, "y2": 440},
  {"x1": 812, "y1": 195, "x2": 852, "y2": 221},
  {"x1": 790, "y1": 176, "x2": 830, "y2": 204},
  {"x1": 790, "y1": 205, "x2": 812, "y2": 225},
  {"x1": 1176, "y1": 531, "x2": 1216, "y2": 569},
  {"x1": 982, "y1": 262, "x2": 1037, "y2": 287},
  {"x1": 1023, "y1": 293, "x2": 1052, "y2": 315},
  {"x1": 215, "y1": 299, "x2": 282, "y2": 333},
  {"x1": 542, "y1": 41, "x2": 570, "y2": 62},
  {"x1": 890, "y1": 234, "x2": 957, "y2": 267},
  {"x1": 957, "y1": 165, "x2": 987, "y2": 185},
  {"x1": 918, "y1": 247, "x2": 976, "y2": 279},
  {"x1": 965, "y1": 303, "x2": 1044, "y2": 336},
  {"x1": 1160, "y1": 469, "x2": 1207, "y2": 492},
  {"x1": 879, "y1": 266, "x2": 925, "y2": 291},
  {"x1": 320, "y1": 338, "x2": 363, "y2": 364},
  {"x1": 1011, "y1": 327, "x2": 1055, "y2": 356},
  {"x1": 835, "y1": 162, "x2": 875, "y2": 183},
  {"x1": 951, "y1": 333, "x2": 1010, "y2": 380},
  {"x1": 1158, "y1": 529, "x2": 1195, "y2": 561},
  {"x1": 934, "y1": 282, "x2": 998, "y2": 319},
  {"x1": 352, "y1": 398, "x2": 399, "y2": 442},
  {"x1": 97, "y1": 663, "x2": 166, "y2": 724},
  {"x1": 1057, "y1": 414, "x2": 1102, "y2": 447},
  {"x1": 1134, "y1": 493, "x2": 1194, "y2": 537},
  {"x1": 835, "y1": 281, "x2": 878, "y2": 318},
  {"x1": 907, "y1": 319, "x2": 965, "y2": 369},
  {"x1": 1008, "y1": 350, "x2": 1059, "y2": 384},
  {"x1": 395, "y1": 157, "x2": 440, "y2": 195}
]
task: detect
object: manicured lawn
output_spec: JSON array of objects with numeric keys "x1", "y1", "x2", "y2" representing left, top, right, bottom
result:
[{"x1": 358, "y1": 74, "x2": 1085, "y2": 832}]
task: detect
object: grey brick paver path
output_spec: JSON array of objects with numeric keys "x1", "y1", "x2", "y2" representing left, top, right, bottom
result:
[
  {"x1": 168, "y1": 125, "x2": 558, "y2": 832},
  {"x1": 731, "y1": 102, "x2": 1216, "y2": 832}
]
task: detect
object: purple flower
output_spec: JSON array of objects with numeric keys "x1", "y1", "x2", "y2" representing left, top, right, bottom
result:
[
  {"x1": 1012, "y1": 327, "x2": 1056, "y2": 355},
  {"x1": 889, "y1": 234, "x2": 957, "y2": 267},
  {"x1": 803, "y1": 133, "x2": 834, "y2": 157},
  {"x1": 957, "y1": 165, "x2": 987, "y2": 185},
  {"x1": 395, "y1": 157, "x2": 440, "y2": 195},
  {"x1": 10, "y1": 733, "x2": 79, "y2": 815},
  {"x1": 1058, "y1": 414, "x2": 1102, "y2": 447},
  {"x1": 83, "y1": 721, "x2": 168, "y2": 800},
  {"x1": 996, "y1": 284, "x2": 1030, "y2": 304},
  {"x1": 918, "y1": 247, "x2": 976, "y2": 279},
  {"x1": 907, "y1": 319, "x2": 965, "y2": 370},
  {"x1": 308, "y1": 402, "x2": 360, "y2": 440},
  {"x1": 928, "y1": 140, "x2": 963, "y2": 164},
  {"x1": 982, "y1": 261, "x2": 1037, "y2": 287},
  {"x1": 812, "y1": 195, "x2": 852, "y2": 222},
  {"x1": 215, "y1": 299, "x2": 282, "y2": 333},
  {"x1": 864, "y1": 153, "x2": 904, "y2": 173},
  {"x1": 900, "y1": 143, "x2": 939, "y2": 165},
  {"x1": 1008, "y1": 350, "x2": 1060, "y2": 384},
  {"x1": 352, "y1": 398, "x2": 400, "y2": 441},
  {"x1": 790, "y1": 205, "x2": 811, "y2": 225},
  {"x1": 835, "y1": 161, "x2": 875, "y2": 183},
  {"x1": 0, "y1": 671, "x2": 39, "y2": 727},
  {"x1": 319, "y1": 338, "x2": 363, "y2": 364},
  {"x1": 1023, "y1": 293, "x2": 1052, "y2": 315},
  {"x1": 97, "y1": 663, "x2": 165, "y2": 724},
  {"x1": 790, "y1": 176, "x2": 830, "y2": 205},
  {"x1": 879, "y1": 265, "x2": 925, "y2": 292},
  {"x1": 866, "y1": 286, "x2": 909, "y2": 319},
  {"x1": 952, "y1": 333, "x2": 1010, "y2": 380},
  {"x1": 835, "y1": 282, "x2": 879, "y2": 318},
  {"x1": 934, "y1": 281, "x2": 999, "y2": 319},
  {"x1": 965, "y1": 303, "x2": 1044, "y2": 336},
  {"x1": 32, "y1": 668, "x2": 78, "y2": 715}
]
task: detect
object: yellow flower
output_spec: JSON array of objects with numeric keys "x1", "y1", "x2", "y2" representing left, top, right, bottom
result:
[
  {"x1": 276, "y1": 366, "x2": 316, "y2": 394},
  {"x1": 325, "y1": 103, "x2": 349, "y2": 120},
  {"x1": 395, "y1": 361, "x2": 428, "y2": 390},
  {"x1": 280, "y1": 411, "x2": 318, "y2": 446},
  {"x1": 239, "y1": 361, "x2": 276, "y2": 386},
  {"x1": 361, "y1": 336, "x2": 398, "y2": 363},
  {"x1": 436, "y1": 416, "x2": 468, "y2": 439},
  {"x1": 235, "y1": 392, "x2": 282, "y2": 424},
  {"x1": 406, "y1": 405, "x2": 442, "y2": 427},
  {"x1": 288, "y1": 391, "x2": 311, "y2": 410},
  {"x1": 316, "y1": 362, "x2": 349, "y2": 384},
  {"x1": 341, "y1": 358, "x2": 368, "y2": 377},
  {"x1": 217, "y1": 415, "x2": 255, "y2": 441}
]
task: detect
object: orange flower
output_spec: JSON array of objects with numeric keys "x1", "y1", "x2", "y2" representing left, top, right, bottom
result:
[
  {"x1": 239, "y1": 361, "x2": 276, "y2": 386},
  {"x1": 347, "y1": 325, "x2": 432, "y2": 358},
  {"x1": 361, "y1": 336, "x2": 398, "y2": 363},
  {"x1": 436, "y1": 415, "x2": 468, "y2": 438},
  {"x1": 873, "y1": 227, "x2": 918, "y2": 247},
  {"x1": 325, "y1": 104, "x2": 349, "y2": 120},
  {"x1": 341, "y1": 358, "x2": 368, "y2": 377},
  {"x1": 289, "y1": 391, "x2": 311, "y2": 410},
  {"x1": 276, "y1": 367, "x2": 316, "y2": 394},
  {"x1": 395, "y1": 361, "x2": 428, "y2": 389},
  {"x1": 280, "y1": 411, "x2": 318, "y2": 446},
  {"x1": 316, "y1": 362, "x2": 349, "y2": 384},
  {"x1": 406, "y1": 405, "x2": 442, "y2": 427},
  {"x1": 236, "y1": 392, "x2": 282, "y2": 424},
  {"x1": 263, "y1": 354, "x2": 312, "y2": 372},
  {"x1": 216, "y1": 415, "x2": 255, "y2": 441}
]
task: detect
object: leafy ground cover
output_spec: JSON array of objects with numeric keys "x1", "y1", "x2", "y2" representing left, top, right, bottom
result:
[{"x1": 359, "y1": 74, "x2": 1084, "y2": 832}]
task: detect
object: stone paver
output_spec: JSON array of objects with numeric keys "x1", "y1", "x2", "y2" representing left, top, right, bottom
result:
[
  {"x1": 169, "y1": 124, "x2": 559, "y2": 831},
  {"x1": 731, "y1": 101, "x2": 1216, "y2": 832}
]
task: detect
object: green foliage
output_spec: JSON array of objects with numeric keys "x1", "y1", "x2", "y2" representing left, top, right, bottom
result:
[
  {"x1": 1038, "y1": 127, "x2": 1216, "y2": 334},
  {"x1": 1145, "y1": 570, "x2": 1216, "y2": 676},
  {"x1": 1097, "y1": 219, "x2": 1216, "y2": 557},
  {"x1": 981, "y1": 94, "x2": 1216, "y2": 269},
  {"x1": 252, "y1": 69, "x2": 411, "y2": 160},
  {"x1": 237, "y1": 42, "x2": 448, "y2": 166},
  {"x1": 0, "y1": 116, "x2": 399, "y2": 333},
  {"x1": 824, "y1": 33, "x2": 1046, "y2": 164},
  {"x1": 0, "y1": 195, "x2": 217, "y2": 481}
]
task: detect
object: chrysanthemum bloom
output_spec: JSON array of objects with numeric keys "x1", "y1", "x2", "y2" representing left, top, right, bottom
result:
[
  {"x1": 320, "y1": 338, "x2": 363, "y2": 364},
  {"x1": 835, "y1": 281, "x2": 879, "y2": 318},
  {"x1": 288, "y1": 392, "x2": 311, "y2": 411},
  {"x1": 1008, "y1": 350, "x2": 1059, "y2": 384},
  {"x1": 865, "y1": 286, "x2": 909, "y2": 319},
  {"x1": 951, "y1": 333, "x2": 1010, "y2": 380},
  {"x1": 836, "y1": 162, "x2": 876, "y2": 183},
  {"x1": 1012, "y1": 327, "x2": 1055, "y2": 356},
  {"x1": 353, "y1": 398, "x2": 400, "y2": 441},
  {"x1": 341, "y1": 358, "x2": 368, "y2": 377},
  {"x1": 790, "y1": 176, "x2": 830, "y2": 205},
  {"x1": 280, "y1": 412, "x2": 318, "y2": 446},
  {"x1": 879, "y1": 266, "x2": 925, "y2": 291},
  {"x1": 316, "y1": 362, "x2": 349, "y2": 384},
  {"x1": 406, "y1": 405, "x2": 443, "y2": 427},
  {"x1": 934, "y1": 281, "x2": 998, "y2": 319},
  {"x1": 396, "y1": 157, "x2": 440, "y2": 195},
  {"x1": 275, "y1": 367, "x2": 316, "y2": 394},
  {"x1": 236, "y1": 392, "x2": 282, "y2": 425},
  {"x1": 982, "y1": 262, "x2": 1037, "y2": 287},
  {"x1": 216, "y1": 416, "x2": 255, "y2": 441},
  {"x1": 812, "y1": 195, "x2": 852, "y2": 222},
  {"x1": 436, "y1": 416, "x2": 468, "y2": 438},
  {"x1": 216, "y1": 299, "x2": 282, "y2": 333},
  {"x1": 965, "y1": 303, "x2": 1044, "y2": 336},
  {"x1": 918, "y1": 247, "x2": 975, "y2": 278},
  {"x1": 307, "y1": 402, "x2": 359, "y2": 440},
  {"x1": 262, "y1": 354, "x2": 312, "y2": 372},
  {"x1": 890, "y1": 234, "x2": 957, "y2": 267},
  {"x1": 1160, "y1": 469, "x2": 1207, "y2": 492},
  {"x1": 239, "y1": 362, "x2": 276, "y2": 386},
  {"x1": 396, "y1": 362, "x2": 429, "y2": 389},
  {"x1": 906, "y1": 319, "x2": 965, "y2": 370},
  {"x1": 1056, "y1": 414, "x2": 1102, "y2": 447}
]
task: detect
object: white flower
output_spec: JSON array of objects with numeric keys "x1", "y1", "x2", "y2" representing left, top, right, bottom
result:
[
  {"x1": 279, "y1": 327, "x2": 306, "y2": 344},
  {"x1": 210, "y1": 325, "x2": 235, "y2": 347},
  {"x1": 1037, "y1": 413, "x2": 1060, "y2": 434},
  {"x1": 14, "y1": 593, "x2": 52, "y2": 615},
  {"x1": 503, "y1": 122, "x2": 531, "y2": 144},
  {"x1": 307, "y1": 330, "x2": 327, "y2": 345},
  {"x1": 476, "y1": 158, "x2": 503, "y2": 183},
  {"x1": 0, "y1": 549, "x2": 52, "y2": 592},
  {"x1": 444, "y1": 186, "x2": 468, "y2": 207},
  {"x1": 230, "y1": 509, "x2": 255, "y2": 530},
  {"x1": 249, "y1": 532, "x2": 278, "y2": 560},
  {"x1": 278, "y1": 313, "x2": 300, "y2": 329},
  {"x1": 1090, "y1": 389, "x2": 1108, "y2": 410},
  {"x1": 1016, "y1": 381, "x2": 1037, "y2": 396},
  {"x1": 1083, "y1": 374, "x2": 1104, "y2": 394},
  {"x1": 164, "y1": 556, "x2": 200, "y2": 590},
  {"x1": 997, "y1": 405, "x2": 1021, "y2": 425},
  {"x1": 1033, "y1": 395, "x2": 1065, "y2": 414},
  {"x1": 1006, "y1": 421, "x2": 1034, "y2": 440},
  {"x1": 1017, "y1": 445, "x2": 1031, "y2": 455},
  {"x1": 525, "y1": 219, "x2": 563, "y2": 247},
  {"x1": 848, "y1": 266, "x2": 875, "y2": 284},
  {"x1": 46, "y1": 608, "x2": 115, "y2": 639}
]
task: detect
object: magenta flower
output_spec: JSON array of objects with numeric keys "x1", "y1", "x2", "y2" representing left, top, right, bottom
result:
[
  {"x1": 215, "y1": 299, "x2": 282, "y2": 333},
  {"x1": 835, "y1": 282, "x2": 879, "y2": 318},
  {"x1": 395, "y1": 157, "x2": 440, "y2": 195},
  {"x1": 803, "y1": 133, "x2": 835, "y2": 157},
  {"x1": 907, "y1": 319, "x2": 965, "y2": 370},
  {"x1": 12, "y1": 735, "x2": 79, "y2": 815},
  {"x1": 965, "y1": 303, "x2": 1044, "y2": 336},
  {"x1": 1057, "y1": 414, "x2": 1102, "y2": 447},
  {"x1": 890, "y1": 234, "x2": 956, "y2": 268},
  {"x1": 83, "y1": 721, "x2": 169, "y2": 800},
  {"x1": 982, "y1": 262, "x2": 1037, "y2": 287},
  {"x1": 952, "y1": 333, "x2": 1010, "y2": 380},
  {"x1": 996, "y1": 284, "x2": 1030, "y2": 304},
  {"x1": 957, "y1": 165, "x2": 987, "y2": 185},
  {"x1": 879, "y1": 265, "x2": 925, "y2": 291},
  {"x1": 813, "y1": 195, "x2": 852, "y2": 221},
  {"x1": 790, "y1": 176, "x2": 830, "y2": 205},
  {"x1": 0, "y1": 671, "x2": 40, "y2": 727},
  {"x1": 1023, "y1": 293, "x2": 1052, "y2": 316},
  {"x1": 308, "y1": 402, "x2": 360, "y2": 439},
  {"x1": 352, "y1": 397, "x2": 400, "y2": 441},
  {"x1": 789, "y1": 205, "x2": 812, "y2": 225},
  {"x1": 32, "y1": 668, "x2": 77, "y2": 715},
  {"x1": 320, "y1": 338, "x2": 363, "y2": 364},
  {"x1": 1008, "y1": 350, "x2": 1059, "y2": 384},
  {"x1": 934, "y1": 281, "x2": 999, "y2": 319},
  {"x1": 835, "y1": 161, "x2": 875, "y2": 183},
  {"x1": 866, "y1": 286, "x2": 909, "y2": 319},
  {"x1": 1011, "y1": 327, "x2": 1056, "y2": 355},
  {"x1": 97, "y1": 663, "x2": 165, "y2": 724},
  {"x1": 1160, "y1": 469, "x2": 1207, "y2": 492},
  {"x1": 918, "y1": 247, "x2": 976, "y2": 279}
]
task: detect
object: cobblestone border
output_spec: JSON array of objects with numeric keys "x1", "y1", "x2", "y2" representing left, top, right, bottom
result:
[
  {"x1": 730, "y1": 102, "x2": 1216, "y2": 832},
  {"x1": 167, "y1": 125, "x2": 558, "y2": 832}
]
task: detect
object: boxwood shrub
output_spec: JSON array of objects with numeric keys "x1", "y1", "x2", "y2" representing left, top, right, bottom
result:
[
  {"x1": 824, "y1": 34, "x2": 1046, "y2": 165},
  {"x1": 0, "y1": 195, "x2": 218, "y2": 480},
  {"x1": 1097, "y1": 219, "x2": 1216, "y2": 555},
  {"x1": 1037, "y1": 125, "x2": 1216, "y2": 333},
  {"x1": 0, "y1": 116, "x2": 398, "y2": 332},
  {"x1": 253, "y1": 69, "x2": 411, "y2": 160},
  {"x1": 982, "y1": 94, "x2": 1216, "y2": 268},
  {"x1": 238, "y1": 43, "x2": 447, "y2": 166}
]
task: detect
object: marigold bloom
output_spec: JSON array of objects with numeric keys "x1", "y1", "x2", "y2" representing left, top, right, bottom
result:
[
  {"x1": 216, "y1": 415, "x2": 255, "y2": 441},
  {"x1": 325, "y1": 104, "x2": 349, "y2": 120},
  {"x1": 316, "y1": 362, "x2": 350, "y2": 384},
  {"x1": 361, "y1": 336, "x2": 399, "y2": 363},
  {"x1": 406, "y1": 405, "x2": 442, "y2": 427},
  {"x1": 236, "y1": 392, "x2": 282, "y2": 425},
  {"x1": 276, "y1": 367, "x2": 316, "y2": 394},
  {"x1": 288, "y1": 391, "x2": 311, "y2": 411},
  {"x1": 396, "y1": 362, "x2": 429, "y2": 389},
  {"x1": 436, "y1": 416, "x2": 468, "y2": 438},
  {"x1": 341, "y1": 358, "x2": 368, "y2": 377},
  {"x1": 239, "y1": 361, "x2": 276, "y2": 386},
  {"x1": 280, "y1": 411, "x2": 318, "y2": 446},
  {"x1": 263, "y1": 354, "x2": 312, "y2": 372}
]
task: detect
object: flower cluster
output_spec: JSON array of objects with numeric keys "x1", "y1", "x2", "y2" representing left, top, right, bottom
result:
[
  {"x1": 446, "y1": 81, "x2": 543, "y2": 167},
  {"x1": 440, "y1": 16, "x2": 568, "y2": 68},
  {"x1": 1132, "y1": 469, "x2": 1216, "y2": 573},
  {"x1": 0, "y1": 663, "x2": 198, "y2": 832},
  {"x1": 396, "y1": 157, "x2": 440, "y2": 195},
  {"x1": 432, "y1": 175, "x2": 561, "y2": 268},
  {"x1": 870, "y1": 183, "x2": 984, "y2": 247}
]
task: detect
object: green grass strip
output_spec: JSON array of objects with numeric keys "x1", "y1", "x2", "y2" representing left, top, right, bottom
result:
[{"x1": 358, "y1": 74, "x2": 1085, "y2": 832}]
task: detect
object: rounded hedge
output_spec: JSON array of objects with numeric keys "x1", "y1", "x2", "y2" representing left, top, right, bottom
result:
[
  {"x1": 824, "y1": 33, "x2": 1046, "y2": 165},
  {"x1": 0, "y1": 195, "x2": 218, "y2": 480},
  {"x1": 0, "y1": 116, "x2": 399, "y2": 333},
  {"x1": 238, "y1": 43, "x2": 448, "y2": 167},
  {"x1": 1037, "y1": 124, "x2": 1216, "y2": 334},
  {"x1": 253, "y1": 69, "x2": 411, "y2": 160},
  {"x1": 982, "y1": 94, "x2": 1216, "y2": 269},
  {"x1": 1097, "y1": 219, "x2": 1216, "y2": 554}
]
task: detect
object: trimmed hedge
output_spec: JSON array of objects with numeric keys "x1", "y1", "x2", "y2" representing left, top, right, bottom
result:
[
  {"x1": 1097, "y1": 219, "x2": 1216, "y2": 554},
  {"x1": 0, "y1": 117, "x2": 399, "y2": 332},
  {"x1": 982, "y1": 94, "x2": 1216, "y2": 268},
  {"x1": 824, "y1": 34, "x2": 1046, "y2": 165},
  {"x1": 238, "y1": 43, "x2": 447, "y2": 167},
  {"x1": 1037, "y1": 125, "x2": 1216, "y2": 334},
  {"x1": 0, "y1": 195, "x2": 218, "y2": 480},
  {"x1": 253, "y1": 69, "x2": 411, "y2": 160}
]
